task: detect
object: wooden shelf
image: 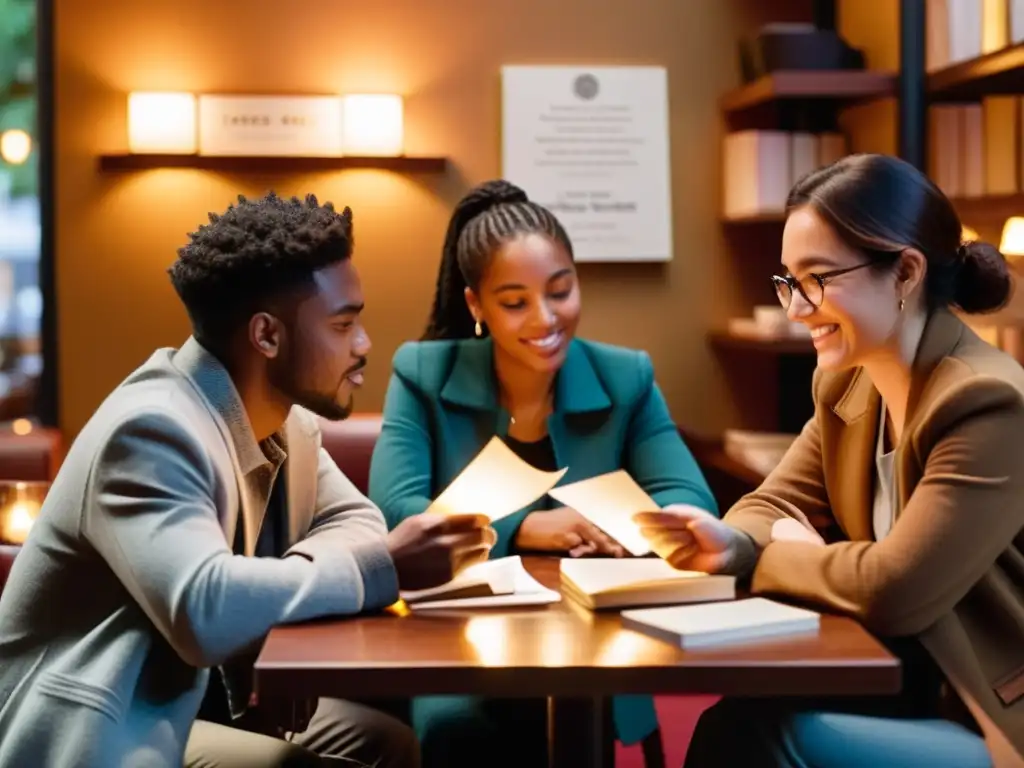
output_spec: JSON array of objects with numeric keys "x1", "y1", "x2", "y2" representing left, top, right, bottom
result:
[
  {"x1": 929, "y1": 42, "x2": 1024, "y2": 102},
  {"x1": 720, "y1": 212, "x2": 786, "y2": 225},
  {"x1": 720, "y1": 70, "x2": 896, "y2": 115},
  {"x1": 951, "y1": 194, "x2": 1024, "y2": 222},
  {"x1": 708, "y1": 330, "x2": 814, "y2": 355},
  {"x1": 97, "y1": 154, "x2": 448, "y2": 173}
]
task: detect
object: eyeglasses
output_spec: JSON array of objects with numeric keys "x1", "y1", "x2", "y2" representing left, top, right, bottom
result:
[{"x1": 771, "y1": 262, "x2": 875, "y2": 310}]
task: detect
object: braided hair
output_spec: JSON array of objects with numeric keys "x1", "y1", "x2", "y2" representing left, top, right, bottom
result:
[{"x1": 422, "y1": 180, "x2": 574, "y2": 340}]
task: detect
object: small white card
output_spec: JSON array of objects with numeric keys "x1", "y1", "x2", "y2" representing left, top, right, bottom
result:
[
  {"x1": 198, "y1": 95, "x2": 343, "y2": 157},
  {"x1": 426, "y1": 437, "x2": 567, "y2": 523},
  {"x1": 548, "y1": 469, "x2": 656, "y2": 555}
]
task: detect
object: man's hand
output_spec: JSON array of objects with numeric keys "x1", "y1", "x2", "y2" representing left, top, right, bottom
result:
[
  {"x1": 515, "y1": 507, "x2": 625, "y2": 558},
  {"x1": 387, "y1": 513, "x2": 496, "y2": 591}
]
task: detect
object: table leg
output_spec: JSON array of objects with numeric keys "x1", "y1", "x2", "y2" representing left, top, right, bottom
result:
[{"x1": 548, "y1": 696, "x2": 613, "y2": 768}]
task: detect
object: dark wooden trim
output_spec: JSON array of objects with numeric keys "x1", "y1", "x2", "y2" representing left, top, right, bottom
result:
[
  {"x1": 36, "y1": 0, "x2": 58, "y2": 428},
  {"x1": 707, "y1": 331, "x2": 814, "y2": 356},
  {"x1": 899, "y1": 0, "x2": 927, "y2": 169},
  {"x1": 97, "y1": 153, "x2": 447, "y2": 174}
]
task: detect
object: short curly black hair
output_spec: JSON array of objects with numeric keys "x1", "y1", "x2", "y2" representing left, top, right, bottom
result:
[{"x1": 168, "y1": 191, "x2": 353, "y2": 350}]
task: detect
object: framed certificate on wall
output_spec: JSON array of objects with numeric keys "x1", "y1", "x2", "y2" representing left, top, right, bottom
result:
[{"x1": 501, "y1": 65, "x2": 673, "y2": 263}]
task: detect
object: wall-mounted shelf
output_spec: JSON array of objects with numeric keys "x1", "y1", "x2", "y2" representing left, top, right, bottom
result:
[
  {"x1": 951, "y1": 194, "x2": 1024, "y2": 223},
  {"x1": 97, "y1": 154, "x2": 448, "y2": 173},
  {"x1": 720, "y1": 212, "x2": 786, "y2": 225},
  {"x1": 720, "y1": 70, "x2": 896, "y2": 117},
  {"x1": 928, "y1": 42, "x2": 1024, "y2": 102},
  {"x1": 708, "y1": 330, "x2": 814, "y2": 355}
]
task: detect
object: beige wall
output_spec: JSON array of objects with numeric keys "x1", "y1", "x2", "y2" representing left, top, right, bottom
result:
[{"x1": 55, "y1": 0, "x2": 810, "y2": 438}]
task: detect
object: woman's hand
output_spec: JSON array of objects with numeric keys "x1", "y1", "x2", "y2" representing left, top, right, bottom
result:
[
  {"x1": 515, "y1": 507, "x2": 625, "y2": 558},
  {"x1": 633, "y1": 506, "x2": 756, "y2": 575},
  {"x1": 771, "y1": 518, "x2": 826, "y2": 546}
]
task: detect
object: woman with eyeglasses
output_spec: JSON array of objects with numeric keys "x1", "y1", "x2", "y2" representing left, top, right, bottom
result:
[{"x1": 636, "y1": 154, "x2": 1023, "y2": 767}]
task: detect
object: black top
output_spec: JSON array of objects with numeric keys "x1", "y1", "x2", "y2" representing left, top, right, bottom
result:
[{"x1": 504, "y1": 434, "x2": 557, "y2": 473}]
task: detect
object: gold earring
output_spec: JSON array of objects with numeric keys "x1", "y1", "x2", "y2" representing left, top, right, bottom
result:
[
  {"x1": 474, "y1": 321, "x2": 482, "y2": 337},
  {"x1": 899, "y1": 298, "x2": 905, "y2": 312}
]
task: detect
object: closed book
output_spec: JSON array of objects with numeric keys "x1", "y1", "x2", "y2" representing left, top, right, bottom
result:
[
  {"x1": 621, "y1": 597, "x2": 820, "y2": 649},
  {"x1": 560, "y1": 558, "x2": 735, "y2": 611}
]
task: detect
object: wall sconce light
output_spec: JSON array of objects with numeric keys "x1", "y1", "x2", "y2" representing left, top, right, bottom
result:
[
  {"x1": 0, "y1": 129, "x2": 31, "y2": 165},
  {"x1": 341, "y1": 94, "x2": 403, "y2": 156},
  {"x1": 0, "y1": 481, "x2": 48, "y2": 545},
  {"x1": 1000, "y1": 217, "x2": 1024, "y2": 259},
  {"x1": 128, "y1": 92, "x2": 197, "y2": 154}
]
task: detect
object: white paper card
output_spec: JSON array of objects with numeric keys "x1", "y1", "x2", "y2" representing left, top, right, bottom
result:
[
  {"x1": 425, "y1": 437, "x2": 567, "y2": 522},
  {"x1": 548, "y1": 470, "x2": 656, "y2": 556},
  {"x1": 198, "y1": 95, "x2": 343, "y2": 157}
]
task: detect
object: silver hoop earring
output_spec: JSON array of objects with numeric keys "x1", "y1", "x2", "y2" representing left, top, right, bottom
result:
[{"x1": 474, "y1": 321, "x2": 482, "y2": 337}]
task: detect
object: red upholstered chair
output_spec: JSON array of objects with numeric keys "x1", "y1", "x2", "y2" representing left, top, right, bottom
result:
[
  {"x1": 0, "y1": 426, "x2": 64, "y2": 483},
  {"x1": 318, "y1": 413, "x2": 383, "y2": 496},
  {"x1": 0, "y1": 544, "x2": 18, "y2": 595}
]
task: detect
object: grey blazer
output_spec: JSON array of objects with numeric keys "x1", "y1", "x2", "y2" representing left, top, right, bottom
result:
[{"x1": 0, "y1": 338, "x2": 399, "y2": 767}]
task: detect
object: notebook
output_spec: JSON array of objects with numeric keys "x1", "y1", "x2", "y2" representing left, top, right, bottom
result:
[
  {"x1": 425, "y1": 437, "x2": 567, "y2": 522},
  {"x1": 400, "y1": 556, "x2": 561, "y2": 611},
  {"x1": 559, "y1": 558, "x2": 735, "y2": 610},
  {"x1": 548, "y1": 469, "x2": 660, "y2": 556},
  {"x1": 620, "y1": 597, "x2": 820, "y2": 648}
]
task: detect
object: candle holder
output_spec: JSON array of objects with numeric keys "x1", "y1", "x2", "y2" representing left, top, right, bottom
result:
[{"x1": 0, "y1": 481, "x2": 49, "y2": 545}]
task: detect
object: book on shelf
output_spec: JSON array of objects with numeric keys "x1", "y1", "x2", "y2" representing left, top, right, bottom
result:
[
  {"x1": 621, "y1": 597, "x2": 821, "y2": 649},
  {"x1": 559, "y1": 558, "x2": 735, "y2": 611},
  {"x1": 399, "y1": 556, "x2": 560, "y2": 611}
]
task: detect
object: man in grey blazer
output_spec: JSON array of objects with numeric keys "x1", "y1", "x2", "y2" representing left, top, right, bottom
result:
[{"x1": 0, "y1": 192, "x2": 495, "y2": 767}]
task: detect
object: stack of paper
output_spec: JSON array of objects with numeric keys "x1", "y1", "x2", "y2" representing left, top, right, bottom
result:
[
  {"x1": 560, "y1": 558, "x2": 735, "y2": 610},
  {"x1": 400, "y1": 556, "x2": 560, "y2": 611},
  {"x1": 620, "y1": 598, "x2": 820, "y2": 649}
]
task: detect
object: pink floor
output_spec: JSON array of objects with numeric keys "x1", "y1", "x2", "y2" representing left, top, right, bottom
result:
[{"x1": 614, "y1": 696, "x2": 718, "y2": 768}]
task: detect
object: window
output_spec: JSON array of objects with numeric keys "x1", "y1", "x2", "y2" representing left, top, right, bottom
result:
[{"x1": 0, "y1": 0, "x2": 51, "y2": 425}]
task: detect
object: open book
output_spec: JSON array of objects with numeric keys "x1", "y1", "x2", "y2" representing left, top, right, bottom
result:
[
  {"x1": 399, "y1": 556, "x2": 560, "y2": 611},
  {"x1": 621, "y1": 597, "x2": 820, "y2": 648},
  {"x1": 560, "y1": 558, "x2": 735, "y2": 610}
]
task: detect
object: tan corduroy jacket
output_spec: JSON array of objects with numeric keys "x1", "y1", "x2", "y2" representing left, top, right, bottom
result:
[{"x1": 724, "y1": 308, "x2": 1024, "y2": 765}]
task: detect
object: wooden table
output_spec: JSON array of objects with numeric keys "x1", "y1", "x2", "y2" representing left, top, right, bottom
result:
[{"x1": 255, "y1": 557, "x2": 901, "y2": 767}]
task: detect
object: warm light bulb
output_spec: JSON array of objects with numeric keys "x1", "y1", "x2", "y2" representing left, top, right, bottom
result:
[
  {"x1": 0, "y1": 129, "x2": 31, "y2": 165},
  {"x1": 1000, "y1": 217, "x2": 1024, "y2": 258},
  {"x1": 341, "y1": 94, "x2": 403, "y2": 156},
  {"x1": 127, "y1": 92, "x2": 197, "y2": 154},
  {"x1": 11, "y1": 418, "x2": 31, "y2": 436}
]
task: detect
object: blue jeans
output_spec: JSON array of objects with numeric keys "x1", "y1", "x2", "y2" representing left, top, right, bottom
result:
[{"x1": 683, "y1": 697, "x2": 991, "y2": 767}]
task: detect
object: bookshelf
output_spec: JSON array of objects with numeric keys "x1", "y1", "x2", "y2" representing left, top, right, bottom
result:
[{"x1": 714, "y1": 68, "x2": 891, "y2": 452}]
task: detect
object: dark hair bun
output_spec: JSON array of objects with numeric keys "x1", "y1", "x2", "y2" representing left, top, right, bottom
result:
[
  {"x1": 955, "y1": 241, "x2": 1013, "y2": 313},
  {"x1": 472, "y1": 179, "x2": 528, "y2": 214}
]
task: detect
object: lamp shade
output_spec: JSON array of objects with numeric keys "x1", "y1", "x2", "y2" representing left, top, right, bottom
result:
[
  {"x1": 341, "y1": 94, "x2": 403, "y2": 156},
  {"x1": 128, "y1": 92, "x2": 197, "y2": 154},
  {"x1": 1000, "y1": 217, "x2": 1024, "y2": 258}
]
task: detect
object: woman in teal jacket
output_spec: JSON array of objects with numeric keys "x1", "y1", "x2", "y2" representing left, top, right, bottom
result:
[{"x1": 368, "y1": 179, "x2": 718, "y2": 767}]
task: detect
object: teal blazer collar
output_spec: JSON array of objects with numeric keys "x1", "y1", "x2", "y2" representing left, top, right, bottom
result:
[{"x1": 439, "y1": 338, "x2": 613, "y2": 415}]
